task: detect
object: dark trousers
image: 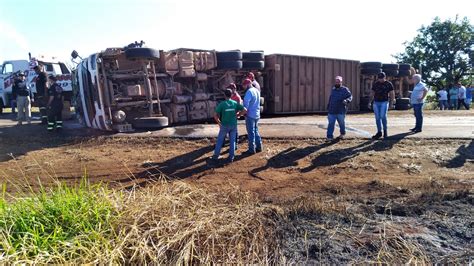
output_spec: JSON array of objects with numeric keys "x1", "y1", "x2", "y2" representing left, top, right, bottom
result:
[
  {"x1": 37, "y1": 97, "x2": 48, "y2": 123},
  {"x1": 412, "y1": 103, "x2": 423, "y2": 130},
  {"x1": 47, "y1": 105, "x2": 63, "y2": 131},
  {"x1": 457, "y1": 99, "x2": 470, "y2": 110}
]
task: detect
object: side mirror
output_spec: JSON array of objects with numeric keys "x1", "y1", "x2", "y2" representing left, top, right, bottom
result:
[{"x1": 71, "y1": 50, "x2": 82, "y2": 60}]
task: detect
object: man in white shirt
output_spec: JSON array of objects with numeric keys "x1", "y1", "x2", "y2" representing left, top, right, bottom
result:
[
  {"x1": 437, "y1": 88, "x2": 448, "y2": 110},
  {"x1": 246, "y1": 72, "x2": 261, "y2": 91},
  {"x1": 410, "y1": 74, "x2": 428, "y2": 133},
  {"x1": 457, "y1": 82, "x2": 469, "y2": 110}
]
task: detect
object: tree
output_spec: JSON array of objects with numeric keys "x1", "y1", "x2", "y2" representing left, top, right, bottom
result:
[{"x1": 395, "y1": 16, "x2": 473, "y2": 90}]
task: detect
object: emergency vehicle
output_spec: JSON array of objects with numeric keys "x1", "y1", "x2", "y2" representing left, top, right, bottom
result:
[{"x1": 0, "y1": 55, "x2": 72, "y2": 114}]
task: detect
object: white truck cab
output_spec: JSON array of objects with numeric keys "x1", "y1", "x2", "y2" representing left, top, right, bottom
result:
[{"x1": 0, "y1": 56, "x2": 72, "y2": 114}]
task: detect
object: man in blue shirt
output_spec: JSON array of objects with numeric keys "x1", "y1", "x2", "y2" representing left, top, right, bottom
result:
[
  {"x1": 242, "y1": 78, "x2": 262, "y2": 154},
  {"x1": 326, "y1": 76, "x2": 352, "y2": 140},
  {"x1": 465, "y1": 83, "x2": 472, "y2": 109}
]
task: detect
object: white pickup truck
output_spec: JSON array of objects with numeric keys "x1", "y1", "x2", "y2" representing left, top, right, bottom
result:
[{"x1": 0, "y1": 56, "x2": 72, "y2": 114}]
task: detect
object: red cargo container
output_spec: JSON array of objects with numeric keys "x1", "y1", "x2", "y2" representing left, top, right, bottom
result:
[{"x1": 264, "y1": 54, "x2": 360, "y2": 113}]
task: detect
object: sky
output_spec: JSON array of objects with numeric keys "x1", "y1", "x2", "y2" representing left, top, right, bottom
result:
[{"x1": 0, "y1": 0, "x2": 472, "y2": 65}]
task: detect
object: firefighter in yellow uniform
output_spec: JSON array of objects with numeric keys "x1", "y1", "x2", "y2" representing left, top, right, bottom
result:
[{"x1": 46, "y1": 75, "x2": 63, "y2": 131}]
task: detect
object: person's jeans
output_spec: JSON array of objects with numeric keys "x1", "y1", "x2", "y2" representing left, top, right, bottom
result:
[
  {"x1": 412, "y1": 103, "x2": 424, "y2": 130},
  {"x1": 227, "y1": 127, "x2": 238, "y2": 149},
  {"x1": 16, "y1": 96, "x2": 31, "y2": 122},
  {"x1": 213, "y1": 125, "x2": 237, "y2": 160},
  {"x1": 449, "y1": 99, "x2": 458, "y2": 110},
  {"x1": 327, "y1": 113, "x2": 346, "y2": 139},
  {"x1": 457, "y1": 99, "x2": 469, "y2": 110},
  {"x1": 245, "y1": 117, "x2": 262, "y2": 152},
  {"x1": 439, "y1": 100, "x2": 449, "y2": 110},
  {"x1": 373, "y1": 101, "x2": 389, "y2": 133}
]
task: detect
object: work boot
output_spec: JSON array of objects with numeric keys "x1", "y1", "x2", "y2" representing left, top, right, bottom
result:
[
  {"x1": 383, "y1": 131, "x2": 388, "y2": 139},
  {"x1": 371, "y1": 132, "x2": 382, "y2": 140}
]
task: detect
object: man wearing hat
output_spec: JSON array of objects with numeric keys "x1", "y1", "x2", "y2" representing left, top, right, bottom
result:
[
  {"x1": 326, "y1": 76, "x2": 352, "y2": 140},
  {"x1": 46, "y1": 75, "x2": 64, "y2": 131},
  {"x1": 242, "y1": 78, "x2": 262, "y2": 154},
  {"x1": 209, "y1": 89, "x2": 247, "y2": 164},
  {"x1": 369, "y1": 72, "x2": 395, "y2": 139},
  {"x1": 12, "y1": 72, "x2": 32, "y2": 125}
]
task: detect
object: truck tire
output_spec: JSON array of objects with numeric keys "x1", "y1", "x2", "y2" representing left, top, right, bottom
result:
[
  {"x1": 242, "y1": 61, "x2": 265, "y2": 70},
  {"x1": 382, "y1": 63, "x2": 399, "y2": 70},
  {"x1": 384, "y1": 69, "x2": 399, "y2": 77},
  {"x1": 361, "y1": 62, "x2": 382, "y2": 69},
  {"x1": 398, "y1": 64, "x2": 411, "y2": 71},
  {"x1": 395, "y1": 103, "x2": 410, "y2": 110},
  {"x1": 125, "y1": 48, "x2": 160, "y2": 61},
  {"x1": 132, "y1": 116, "x2": 169, "y2": 129},
  {"x1": 0, "y1": 100, "x2": 3, "y2": 114},
  {"x1": 216, "y1": 51, "x2": 242, "y2": 61},
  {"x1": 398, "y1": 69, "x2": 411, "y2": 77},
  {"x1": 217, "y1": 60, "x2": 243, "y2": 70},
  {"x1": 361, "y1": 68, "x2": 382, "y2": 75},
  {"x1": 397, "y1": 98, "x2": 410, "y2": 105},
  {"x1": 242, "y1": 52, "x2": 264, "y2": 61}
]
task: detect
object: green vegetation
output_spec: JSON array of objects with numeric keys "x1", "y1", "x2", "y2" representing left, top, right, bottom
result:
[
  {"x1": 395, "y1": 16, "x2": 473, "y2": 90},
  {"x1": 0, "y1": 180, "x2": 118, "y2": 263}
]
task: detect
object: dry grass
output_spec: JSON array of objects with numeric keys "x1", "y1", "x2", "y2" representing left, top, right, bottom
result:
[
  {"x1": 0, "y1": 176, "x2": 284, "y2": 264},
  {"x1": 113, "y1": 180, "x2": 284, "y2": 264}
]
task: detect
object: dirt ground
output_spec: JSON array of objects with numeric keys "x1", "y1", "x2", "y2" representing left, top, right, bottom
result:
[{"x1": 0, "y1": 131, "x2": 472, "y2": 263}]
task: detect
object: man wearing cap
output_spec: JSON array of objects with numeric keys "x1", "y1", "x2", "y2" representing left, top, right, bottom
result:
[
  {"x1": 242, "y1": 78, "x2": 262, "y2": 154},
  {"x1": 46, "y1": 75, "x2": 64, "y2": 131},
  {"x1": 410, "y1": 74, "x2": 428, "y2": 132},
  {"x1": 369, "y1": 72, "x2": 395, "y2": 139},
  {"x1": 34, "y1": 65, "x2": 49, "y2": 124},
  {"x1": 326, "y1": 76, "x2": 352, "y2": 140},
  {"x1": 12, "y1": 72, "x2": 32, "y2": 125},
  {"x1": 227, "y1": 83, "x2": 242, "y2": 149},
  {"x1": 209, "y1": 89, "x2": 247, "y2": 164},
  {"x1": 246, "y1": 72, "x2": 261, "y2": 91}
]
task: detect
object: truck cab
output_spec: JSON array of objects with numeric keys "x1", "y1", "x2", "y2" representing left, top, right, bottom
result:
[{"x1": 0, "y1": 57, "x2": 72, "y2": 114}]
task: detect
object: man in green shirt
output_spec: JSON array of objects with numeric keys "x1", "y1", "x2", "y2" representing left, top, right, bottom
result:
[{"x1": 209, "y1": 89, "x2": 247, "y2": 164}]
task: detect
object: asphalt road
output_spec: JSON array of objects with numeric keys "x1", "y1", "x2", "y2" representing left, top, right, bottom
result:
[{"x1": 0, "y1": 110, "x2": 473, "y2": 139}]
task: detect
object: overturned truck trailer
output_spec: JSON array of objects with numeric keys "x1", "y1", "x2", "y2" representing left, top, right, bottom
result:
[{"x1": 73, "y1": 46, "x2": 360, "y2": 131}]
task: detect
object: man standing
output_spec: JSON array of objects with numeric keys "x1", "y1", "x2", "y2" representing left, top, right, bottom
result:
[
  {"x1": 437, "y1": 88, "x2": 449, "y2": 110},
  {"x1": 326, "y1": 76, "x2": 352, "y2": 140},
  {"x1": 209, "y1": 89, "x2": 247, "y2": 164},
  {"x1": 466, "y1": 83, "x2": 473, "y2": 108},
  {"x1": 410, "y1": 74, "x2": 428, "y2": 133},
  {"x1": 34, "y1": 65, "x2": 49, "y2": 124},
  {"x1": 457, "y1": 82, "x2": 469, "y2": 110},
  {"x1": 448, "y1": 85, "x2": 458, "y2": 110},
  {"x1": 243, "y1": 78, "x2": 262, "y2": 154},
  {"x1": 369, "y1": 72, "x2": 395, "y2": 139},
  {"x1": 246, "y1": 72, "x2": 261, "y2": 91},
  {"x1": 46, "y1": 75, "x2": 64, "y2": 132},
  {"x1": 227, "y1": 83, "x2": 242, "y2": 149},
  {"x1": 12, "y1": 72, "x2": 32, "y2": 125}
]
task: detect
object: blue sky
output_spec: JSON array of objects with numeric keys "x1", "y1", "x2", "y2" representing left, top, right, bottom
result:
[{"x1": 0, "y1": 0, "x2": 472, "y2": 64}]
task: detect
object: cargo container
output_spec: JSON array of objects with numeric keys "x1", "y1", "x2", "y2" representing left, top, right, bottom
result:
[{"x1": 264, "y1": 54, "x2": 360, "y2": 113}]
